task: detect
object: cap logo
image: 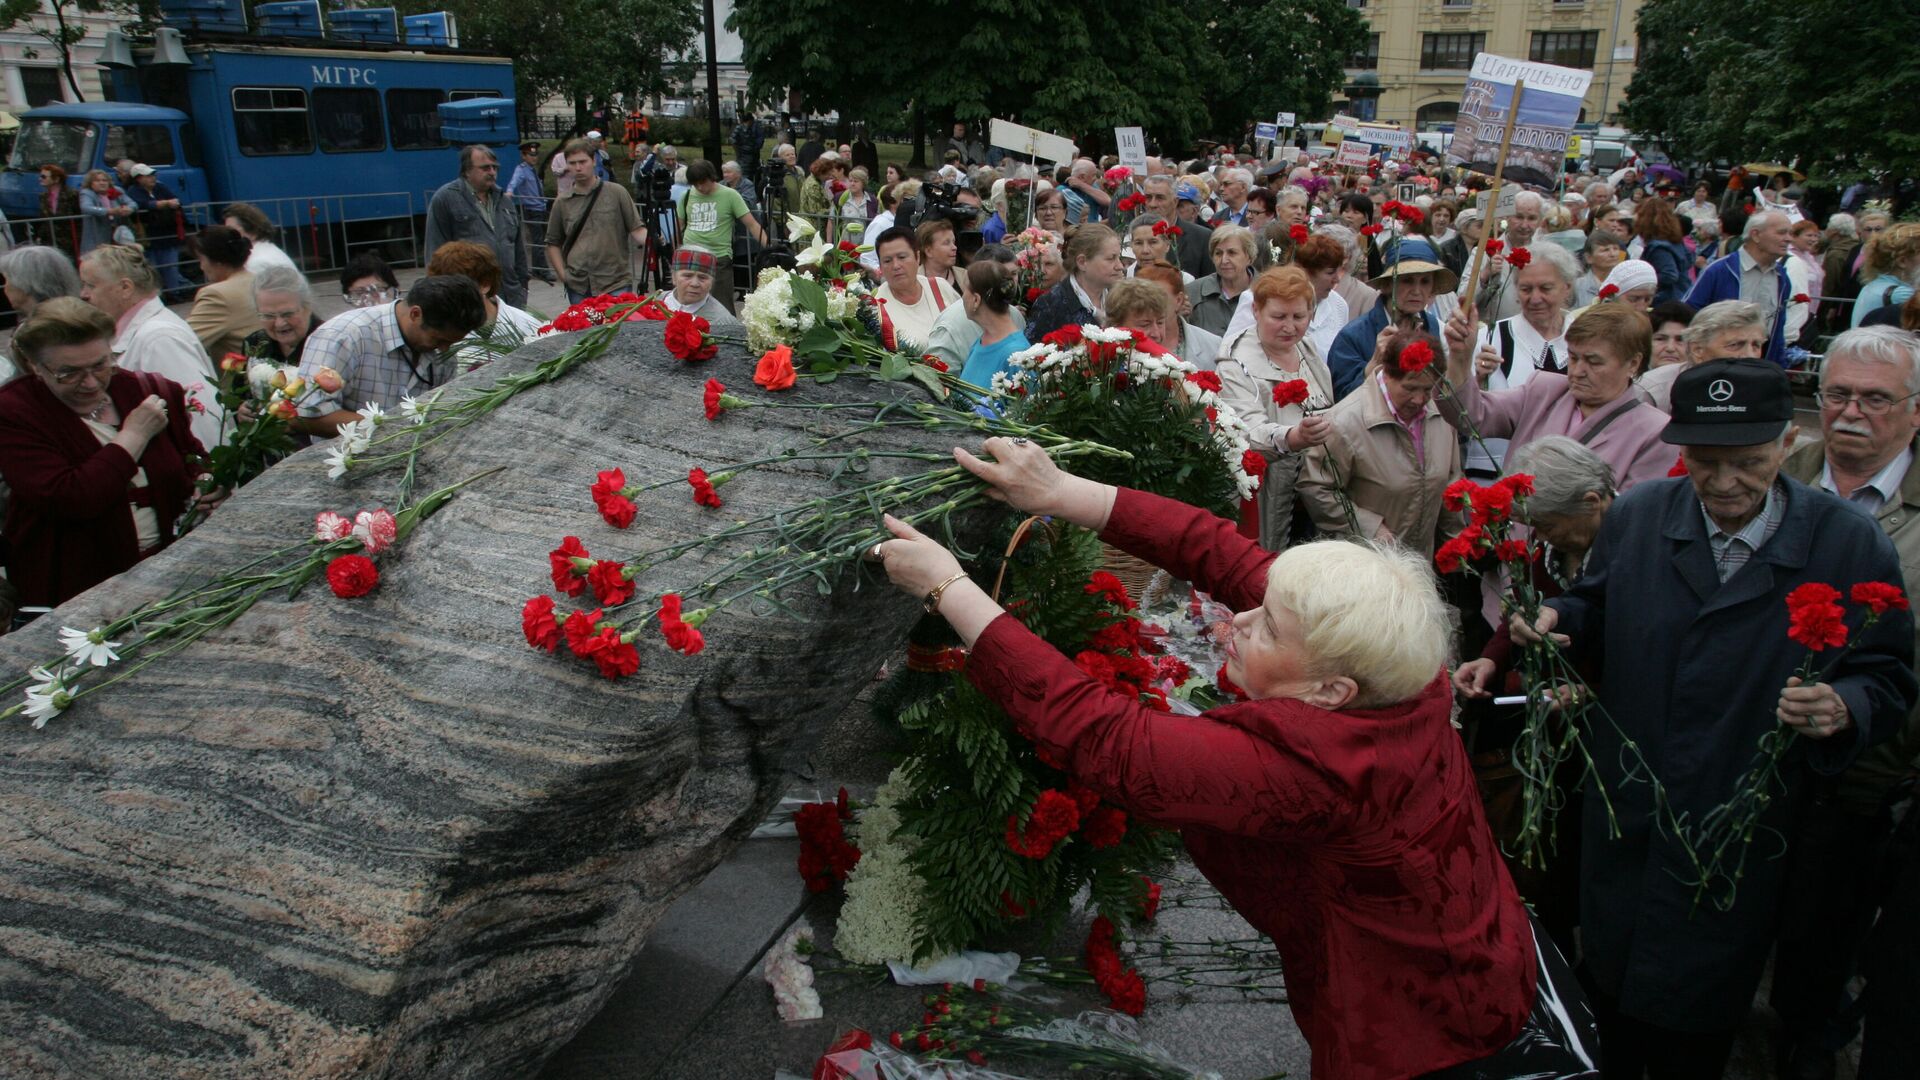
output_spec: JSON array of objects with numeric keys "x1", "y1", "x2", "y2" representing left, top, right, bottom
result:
[{"x1": 1707, "y1": 379, "x2": 1735, "y2": 402}]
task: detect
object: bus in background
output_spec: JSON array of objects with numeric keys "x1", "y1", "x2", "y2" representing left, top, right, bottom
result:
[{"x1": 0, "y1": 0, "x2": 516, "y2": 268}]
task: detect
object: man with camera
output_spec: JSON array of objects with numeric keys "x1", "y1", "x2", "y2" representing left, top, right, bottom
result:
[{"x1": 677, "y1": 159, "x2": 767, "y2": 313}]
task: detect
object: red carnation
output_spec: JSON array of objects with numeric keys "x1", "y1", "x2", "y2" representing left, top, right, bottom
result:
[
  {"x1": 1139, "y1": 876, "x2": 1162, "y2": 921},
  {"x1": 1005, "y1": 789, "x2": 1082, "y2": 858},
  {"x1": 585, "y1": 628, "x2": 641, "y2": 679},
  {"x1": 1081, "y1": 805, "x2": 1128, "y2": 848},
  {"x1": 325, "y1": 554, "x2": 379, "y2": 598},
  {"x1": 549, "y1": 536, "x2": 592, "y2": 595},
  {"x1": 1084, "y1": 570, "x2": 1136, "y2": 611},
  {"x1": 1485, "y1": 239, "x2": 1505, "y2": 256},
  {"x1": 588, "y1": 560, "x2": 634, "y2": 606},
  {"x1": 563, "y1": 608, "x2": 604, "y2": 656},
  {"x1": 1850, "y1": 581, "x2": 1909, "y2": 615},
  {"x1": 1443, "y1": 477, "x2": 1478, "y2": 512},
  {"x1": 1399, "y1": 340, "x2": 1436, "y2": 373},
  {"x1": 597, "y1": 493, "x2": 637, "y2": 529},
  {"x1": 1360, "y1": 224, "x2": 1383, "y2": 237},
  {"x1": 629, "y1": 297, "x2": 672, "y2": 321},
  {"x1": 703, "y1": 378, "x2": 729, "y2": 421},
  {"x1": 1497, "y1": 473, "x2": 1535, "y2": 498},
  {"x1": 922, "y1": 355, "x2": 949, "y2": 373},
  {"x1": 658, "y1": 592, "x2": 708, "y2": 656},
  {"x1": 663, "y1": 311, "x2": 717, "y2": 360},
  {"x1": 521, "y1": 596, "x2": 562, "y2": 652},
  {"x1": 1241, "y1": 448, "x2": 1267, "y2": 479},
  {"x1": 1025, "y1": 287, "x2": 1045, "y2": 303},
  {"x1": 688, "y1": 467, "x2": 724, "y2": 508},
  {"x1": 1042, "y1": 324, "x2": 1085, "y2": 350},
  {"x1": 1787, "y1": 583, "x2": 1849, "y2": 652},
  {"x1": 1598, "y1": 284, "x2": 1620, "y2": 300},
  {"x1": 1668, "y1": 454, "x2": 1689, "y2": 477},
  {"x1": 1152, "y1": 220, "x2": 1182, "y2": 237},
  {"x1": 1792, "y1": 293, "x2": 1810, "y2": 304},
  {"x1": 1289, "y1": 223, "x2": 1309, "y2": 243},
  {"x1": 1492, "y1": 539, "x2": 1534, "y2": 563},
  {"x1": 1103, "y1": 967, "x2": 1147, "y2": 1016},
  {"x1": 1471, "y1": 483, "x2": 1516, "y2": 525},
  {"x1": 1272, "y1": 379, "x2": 1311, "y2": 407},
  {"x1": 1504, "y1": 246, "x2": 1532, "y2": 269}
]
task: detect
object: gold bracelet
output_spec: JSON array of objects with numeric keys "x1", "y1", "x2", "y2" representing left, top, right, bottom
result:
[{"x1": 923, "y1": 571, "x2": 970, "y2": 614}]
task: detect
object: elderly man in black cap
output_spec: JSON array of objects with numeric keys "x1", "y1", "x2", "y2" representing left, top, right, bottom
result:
[{"x1": 1513, "y1": 358, "x2": 1916, "y2": 1080}]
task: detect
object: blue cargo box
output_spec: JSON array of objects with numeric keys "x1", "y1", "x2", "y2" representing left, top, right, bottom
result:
[{"x1": 438, "y1": 97, "x2": 516, "y2": 146}]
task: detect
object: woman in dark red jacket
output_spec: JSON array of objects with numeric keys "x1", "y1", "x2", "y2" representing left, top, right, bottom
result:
[
  {"x1": 873, "y1": 436, "x2": 1599, "y2": 1079},
  {"x1": 0, "y1": 297, "x2": 211, "y2": 611}
]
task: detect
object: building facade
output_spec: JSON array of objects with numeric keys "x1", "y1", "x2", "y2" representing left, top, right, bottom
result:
[
  {"x1": 1339, "y1": 0, "x2": 1643, "y2": 130},
  {"x1": 1, "y1": 9, "x2": 121, "y2": 116}
]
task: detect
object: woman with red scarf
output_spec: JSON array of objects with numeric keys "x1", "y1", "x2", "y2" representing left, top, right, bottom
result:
[{"x1": 872, "y1": 437, "x2": 1599, "y2": 1079}]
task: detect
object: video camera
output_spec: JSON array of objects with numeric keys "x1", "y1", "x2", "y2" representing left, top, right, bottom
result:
[
  {"x1": 907, "y1": 182, "x2": 981, "y2": 230},
  {"x1": 636, "y1": 166, "x2": 673, "y2": 208},
  {"x1": 761, "y1": 158, "x2": 790, "y2": 195}
]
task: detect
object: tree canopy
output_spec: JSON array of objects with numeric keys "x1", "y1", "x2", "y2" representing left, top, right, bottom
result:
[
  {"x1": 729, "y1": 0, "x2": 1362, "y2": 154},
  {"x1": 1622, "y1": 0, "x2": 1920, "y2": 179}
]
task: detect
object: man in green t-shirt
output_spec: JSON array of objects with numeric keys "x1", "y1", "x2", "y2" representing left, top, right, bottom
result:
[{"x1": 677, "y1": 158, "x2": 768, "y2": 312}]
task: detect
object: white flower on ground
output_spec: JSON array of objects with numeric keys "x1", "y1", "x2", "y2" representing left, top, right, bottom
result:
[
  {"x1": 26, "y1": 665, "x2": 67, "y2": 697},
  {"x1": 57, "y1": 626, "x2": 120, "y2": 668},
  {"x1": 359, "y1": 402, "x2": 387, "y2": 425},
  {"x1": 761, "y1": 918, "x2": 823, "y2": 1021},
  {"x1": 23, "y1": 687, "x2": 70, "y2": 729},
  {"x1": 324, "y1": 444, "x2": 354, "y2": 480},
  {"x1": 400, "y1": 394, "x2": 430, "y2": 425},
  {"x1": 336, "y1": 420, "x2": 374, "y2": 456}
]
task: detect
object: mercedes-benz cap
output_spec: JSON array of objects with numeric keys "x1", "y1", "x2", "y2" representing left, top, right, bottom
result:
[{"x1": 1659, "y1": 358, "x2": 1794, "y2": 446}]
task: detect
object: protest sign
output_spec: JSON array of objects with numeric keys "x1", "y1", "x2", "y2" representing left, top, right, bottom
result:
[
  {"x1": 1445, "y1": 53, "x2": 1593, "y2": 188},
  {"x1": 990, "y1": 119, "x2": 1076, "y2": 165},
  {"x1": 1335, "y1": 139, "x2": 1372, "y2": 169},
  {"x1": 1254, "y1": 122, "x2": 1278, "y2": 142},
  {"x1": 1357, "y1": 125, "x2": 1414, "y2": 154},
  {"x1": 1113, "y1": 126, "x2": 1147, "y2": 175},
  {"x1": 1275, "y1": 111, "x2": 1296, "y2": 129}
]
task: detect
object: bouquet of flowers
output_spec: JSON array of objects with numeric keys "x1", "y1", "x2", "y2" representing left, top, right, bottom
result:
[
  {"x1": 992, "y1": 325, "x2": 1260, "y2": 514},
  {"x1": 784, "y1": 213, "x2": 870, "y2": 284},
  {"x1": 1008, "y1": 228, "x2": 1059, "y2": 306},
  {"x1": 178, "y1": 356, "x2": 343, "y2": 533}
]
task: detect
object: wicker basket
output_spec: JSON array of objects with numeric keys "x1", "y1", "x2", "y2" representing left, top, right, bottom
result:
[{"x1": 1100, "y1": 543, "x2": 1171, "y2": 608}]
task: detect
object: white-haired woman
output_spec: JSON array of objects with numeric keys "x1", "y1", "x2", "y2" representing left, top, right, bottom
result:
[
  {"x1": 871, "y1": 436, "x2": 1598, "y2": 1079},
  {"x1": 1454, "y1": 242, "x2": 1579, "y2": 477},
  {"x1": 1186, "y1": 224, "x2": 1258, "y2": 336},
  {"x1": 0, "y1": 246, "x2": 82, "y2": 381},
  {"x1": 243, "y1": 263, "x2": 323, "y2": 367}
]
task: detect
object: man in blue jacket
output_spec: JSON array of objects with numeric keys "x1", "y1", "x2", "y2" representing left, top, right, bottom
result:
[
  {"x1": 1326, "y1": 236, "x2": 1449, "y2": 400},
  {"x1": 1514, "y1": 358, "x2": 1916, "y2": 1078},
  {"x1": 1685, "y1": 210, "x2": 1799, "y2": 366}
]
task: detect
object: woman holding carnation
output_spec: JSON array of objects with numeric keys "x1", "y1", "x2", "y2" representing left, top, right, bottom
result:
[
  {"x1": 870, "y1": 437, "x2": 1599, "y2": 1080},
  {"x1": 1297, "y1": 328, "x2": 1462, "y2": 555},
  {"x1": 1217, "y1": 266, "x2": 1334, "y2": 549},
  {"x1": 1442, "y1": 302, "x2": 1673, "y2": 493},
  {"x1": 0, "y1": 298, "x2": 217, "y2": 608}
]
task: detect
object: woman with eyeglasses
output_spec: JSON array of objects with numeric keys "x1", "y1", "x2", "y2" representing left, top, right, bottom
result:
[
  {"x1": 0, "y1": 298, "x2": 216, "y2": 611},
  {"x1": 338, "y1": 252, "x2": 400, "y2": 310}
]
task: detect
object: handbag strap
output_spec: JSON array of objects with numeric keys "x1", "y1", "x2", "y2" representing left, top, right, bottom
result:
[
  {"x1": 558, "y1": 180, "x2": 607, "y2": 263},
  {"x1": 1576, "y1": 395, "x2": 1643, "y2": 447}
]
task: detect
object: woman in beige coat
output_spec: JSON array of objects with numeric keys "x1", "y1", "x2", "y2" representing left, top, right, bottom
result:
[
  {"x1": 1298, "y1": 328, "x2": 1463, "y2": 557},
  {"x1": 1216, "y1": 266, "x2": 1335, "y2": 550},
  {"x1": 185, "y1": 225, "x2": 256, "y2": 364}
]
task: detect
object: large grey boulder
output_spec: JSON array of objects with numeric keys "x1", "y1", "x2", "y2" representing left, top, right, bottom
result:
[{"x1": 0, "y1": 325, "x2": 962, "y2": 1077}]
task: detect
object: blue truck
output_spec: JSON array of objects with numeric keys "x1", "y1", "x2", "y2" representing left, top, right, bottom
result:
[{"x1": 0, "y1": 1, "x2": 517, "y2": 264}]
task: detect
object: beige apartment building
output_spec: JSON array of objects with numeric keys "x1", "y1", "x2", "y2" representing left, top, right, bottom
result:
[{"x1": 1337, "y1": 0, "x2": 1644, "y2": 130}]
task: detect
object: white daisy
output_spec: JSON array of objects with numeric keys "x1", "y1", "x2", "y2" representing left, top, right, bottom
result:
[
  {"x1": 23, "y1": 688, "x2": 69, "y2": 729},
  {"x1": 26, "y1": 665, "x2": 67, "y2": 696},
  {"x1": 57, "y1": 626, "x2": 120, "y2": 668},
  {"x1": 325, "y1": 444, "x2": 353, "y2": 480}
]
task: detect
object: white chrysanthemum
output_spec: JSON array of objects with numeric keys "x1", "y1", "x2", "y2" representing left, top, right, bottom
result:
[
  {"x1": 247, "y1": 363, "x2": 280, "y2": 396},
  {"x1": 58, "y1": 626, "x2": 120, "y2": 668}
]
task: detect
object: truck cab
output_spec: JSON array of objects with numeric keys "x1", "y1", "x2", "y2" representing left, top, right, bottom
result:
[{"x1": 0, "y1": 103, "x2": 207, "y2": 219}]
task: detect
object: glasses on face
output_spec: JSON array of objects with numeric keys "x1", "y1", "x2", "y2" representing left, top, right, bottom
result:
[
  {"x1": 260, "y1": 308, "x2": 306, "y2": 325},
  {"x1": 1818, "y1": 388, "x2": 1918, "y2": 415},
  {"x1": 344, "y1": 286, "x2": 395, "y2": 307},
  {"x1": 43, "y1": 354, "x2": 115, "y2": 386}
]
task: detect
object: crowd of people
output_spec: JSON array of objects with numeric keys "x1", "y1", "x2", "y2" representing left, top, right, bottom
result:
[{"x1": 3, "y1": 127, "x2": 1920, "y2": 1080}]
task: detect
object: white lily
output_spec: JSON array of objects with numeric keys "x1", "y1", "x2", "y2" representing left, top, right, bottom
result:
[
  {"x1": 23, "y1": 687, "x2": 70, "y2": 729},
  {"x1": 785, "y1": 213, "x2": 817, "y2": 242},
  {"x1": 57, "y1": 626, "x2": 121, "y2": 668},
  {"x1": 325, "y1": 444, "x2": 354, "y2": 480},
  {"x1": 793, "y1": 231, "x2": 833, "y2": 269}
]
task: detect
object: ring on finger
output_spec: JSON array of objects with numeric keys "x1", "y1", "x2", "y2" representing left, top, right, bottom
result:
[
  {"x1": 1011, "y1": 437, "x2": 1029, "y2": 445},
  {"x1": 868, "y1": 543, "x2": 885, "y2": 561}
]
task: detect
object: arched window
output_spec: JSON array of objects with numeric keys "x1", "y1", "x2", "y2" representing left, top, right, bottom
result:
[{"x1": 1416, "y1": 102, "x2": 1459, "y2": 128}]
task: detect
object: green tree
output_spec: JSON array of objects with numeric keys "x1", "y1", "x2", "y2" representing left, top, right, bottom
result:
[
  {"x1": 1203, "y1": 0, "x2": 1369, "y2": 143},
  {"x1": 396, "y1": 0, "x2": 702, "y2": 125},
  {"x1": 1623, "y1": 0, "x2": 1920, "y2": 179}
]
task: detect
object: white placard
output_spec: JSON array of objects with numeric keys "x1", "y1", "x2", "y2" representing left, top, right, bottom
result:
[
  {"x1": 1475, "y1": 185, "x2": 1521, "y2": 219},
  {"x1": 1335, "y1": 138, "x2": 1372, "y2": 169},
  {"x1": 1113, "y1": 126, "x2": 1147, "y2": 175},
  {"x1": 1275, "y1": 111, "x2": 1296, "y2": 129},
  {"x1": 1357, "y1": 124, "x2": 1414, "y2": 153},
  {"x1": 990, "y1": 118, "x2": 1077, "y2": 165}
]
